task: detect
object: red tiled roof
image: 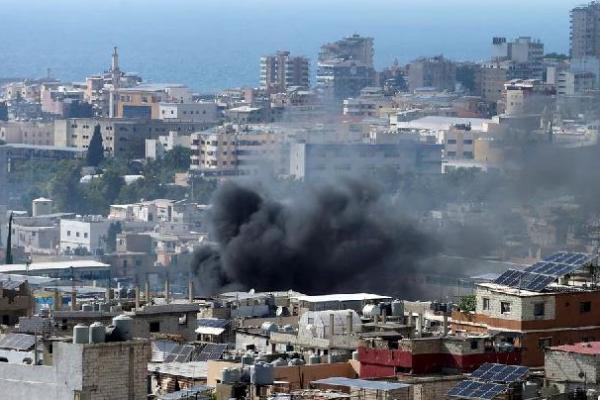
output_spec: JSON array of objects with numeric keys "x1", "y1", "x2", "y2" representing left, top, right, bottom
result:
[{"x1": 549, "y1": 342, "x2": 600, "y2": 355}]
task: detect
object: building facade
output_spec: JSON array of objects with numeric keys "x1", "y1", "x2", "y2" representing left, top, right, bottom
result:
[{"x1": 260, "y1": 50, "x2": 310, "y2": 93}]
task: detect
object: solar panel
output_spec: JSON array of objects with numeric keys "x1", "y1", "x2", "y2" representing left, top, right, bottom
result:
[
  {"x1": 448, "y1": 380, "x2": 507, "y2": 399},
  {"x1": 194, "y1": 343, "x2": 227, "y2": 362},
  {"x1": 471, "y1": 363, "x2": 529, "y2": 383},
  {"x1": 493, "y1": 269, "x2": 555, "y2": 292},
  {"x1": 543, "y1": 251, "x2": 592, "y2": 266},
  {"x1": 162, "y1": 344, "x2": 195, "y2": 363}
]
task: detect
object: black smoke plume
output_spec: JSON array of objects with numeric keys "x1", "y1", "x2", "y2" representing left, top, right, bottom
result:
[{"x1": 191, "y1": 179, "x2": 439, "y2": 296}]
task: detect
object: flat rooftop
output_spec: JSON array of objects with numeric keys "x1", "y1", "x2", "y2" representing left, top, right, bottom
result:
[
  {"x1": 0, "y1": 260, "x2": 110, "y2": 274},
  {"x1": 549, "y1": 341, "x2": 600, "y2": 355},
  {"x1": 295, "y1": 293, "x2": 391, "y2": 303},
  {"x1": 396, "y1": 116, "x2": 493, "y2": 132}
]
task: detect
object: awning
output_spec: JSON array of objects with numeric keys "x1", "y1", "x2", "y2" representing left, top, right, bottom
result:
[{"x1": 195, "y1": 326, "x2": 226, "y2": 336}]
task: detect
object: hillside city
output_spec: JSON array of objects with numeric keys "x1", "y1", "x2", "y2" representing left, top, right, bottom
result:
[{"x1": 3, "y1": 2, "x2": 600, "y2": 400}]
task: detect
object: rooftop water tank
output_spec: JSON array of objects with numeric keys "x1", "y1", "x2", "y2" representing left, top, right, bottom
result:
[
  {"x1": 352, "y1": 350, "x2": 360, "y2": 361},
  {"x1": 261, "y1": 322, "x2": 278, "y2": 333},
  {"x1": 362, "y1": 304, "x2": 380, "y2": 318},
  {"x1": 222, "y1": 367, "x2": 242, "y2": 383},
  {"x1": 288, "y1": 358, "x2": 305, "y2": 366},
  {"x1": 89, "y1": 321, "x2": 106, "y2": 344},
  {"x1": 251, "y1": 362, "x2": 274, "y2": 385},
  {"x1": 73, "y1": 323, "x2": 89, "y2": 344},
  {"x1": 270, "y1": 357, "x2": 287, "y2": 367},
  {"x1": 391, "y1": 300, "x2": 404, "y2": 317},
  {"x1": 276, "y1": 306, "x2": 290, "y2": 317},
  {"x1": 81, "y1": 304, "x2": 93, "y2": 312},
  {"x1": 112, "y1": 314, "x2": 133, "y2": 340},
  {"x1": 282, "y1": 324, "x2": 294, "y2": 333},
  {"x1": 241, "y1": 352, "x2": 255, "y2": 365}
]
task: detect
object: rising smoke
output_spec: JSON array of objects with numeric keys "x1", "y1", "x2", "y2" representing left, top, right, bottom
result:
[{"x1": 191, "y1": 178, "x2": 439, "y2": 296}]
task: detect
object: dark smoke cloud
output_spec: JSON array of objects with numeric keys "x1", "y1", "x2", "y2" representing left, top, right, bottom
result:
[{"x1": 191, "y1": 178, "x2": 439, "y2": 296}]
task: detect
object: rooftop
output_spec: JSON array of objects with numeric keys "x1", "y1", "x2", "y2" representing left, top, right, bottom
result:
[
  {"x1": 396, "y1": 116, "x2": 493, "y2": 132},
  {"x1": 311, "y1": 377, "x2": 410, "y2": 391},
  {"x1": 295, "y1": 293, "x2": 391, "y2": 303},
  {"x1": 0, "y1": 260, "x2": 110, "y2": 274},
  {"x1": 549, "y1": 341, "x2": 600, "y2": 355}
]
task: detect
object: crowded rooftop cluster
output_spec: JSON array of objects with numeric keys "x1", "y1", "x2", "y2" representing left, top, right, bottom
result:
[{"x1": 3, "y1": 0, "x2": 600, "y2": 399}]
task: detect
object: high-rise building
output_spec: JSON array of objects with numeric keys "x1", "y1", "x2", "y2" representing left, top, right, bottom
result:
[
  {"x1": 318, "y1": 34, "x2": 374, "y2": 66},
  {"x1": 316, "y1": 34, "x2": 376, "y2": 101},
  {"x1": 571, "y1": 1, "x2": 600, "y2": 59},
  {"x1": 260, "y1": 51, "x2": 309, "y2": 93},
  {"x1": 407, "y1": 55, "x2": 456, "y2": 92}
]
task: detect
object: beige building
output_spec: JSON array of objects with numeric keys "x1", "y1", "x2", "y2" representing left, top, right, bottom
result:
[
  {"x1": 114, "y1": 84, "x2": 193, "y2": 119},
  {"x1": 190, "y1": 131, "x2": 237, "y2": 174},
  {"x1": 0, "y1": 121, "x2": 55, "y2": 146}
]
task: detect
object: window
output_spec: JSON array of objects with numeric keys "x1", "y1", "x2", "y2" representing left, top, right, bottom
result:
[
  {"x1": 149, "y1": 321, "x2": 160, "y2": 332},
  {"x1": 447, "y1": 139, "x2": 457, "y2": 144},
  {"x1": 67, "y1": 230, "x2": 71, "y2": 236},
  {"x1": 470, "y1": 340, "x2": 478, "y2": 350},
  {"x1": 500, "y1": 302, "x2": 511, "y2": 314},
  {"x1": 482, "y1": 298, "x2": 490, "y2": 311},
  {"x1": 581, "y1": 301, "x2": 592, "y2": 313},
  {"x1": 534, "y1": 302, "x2": 545, "y2": 317},
  {"x1": 84, "y1": 233, "x2": 88, "y2": 239},
  {"x1": 76, "y1": 232, "x2": 80, "y2": 237}
]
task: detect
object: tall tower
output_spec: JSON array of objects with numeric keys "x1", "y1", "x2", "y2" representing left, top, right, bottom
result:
[{"x1": 109, "y1": 46, "x2": 121, "y2": 118}]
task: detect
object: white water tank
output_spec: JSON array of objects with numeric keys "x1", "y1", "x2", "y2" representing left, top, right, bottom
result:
[
  {"x1": 288, "y1": 358, "x2": 304, "y2": 366},
  {"x1": 89, "y1": 321, "x2": 106, "y2": 344},
  {"x1": 81, "y1": 304, "x2": 93, "y2": 312},
  {"x1": 270, "y1": 357, "x2": 287, "y2": 367},
  {"x1": 241, "y1": 352, "x2": 255, "y2": 365},
  {"x1": 352, "y1": 350, "x2": 360, "y2": 361},
  {"x1": 261, "y1": 322, "x2": 278, "y2": 333},
  {"x1": 32, "y1": 197, "x2": 53, "y2": 217},
  {"x1": 73, "y1": 324, "x2": 89, "y2": 344},
  {"x1": 112, "y1": 314, "x2": 133, "y2": 340},
  {"x1": 362, "y1": 304, "x2": 380, "y2": 318},
  {"x1": 251, "y1": 362, "x2": 274, "y2": 385}
]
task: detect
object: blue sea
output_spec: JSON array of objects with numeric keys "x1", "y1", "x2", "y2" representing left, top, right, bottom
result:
[{"x1": 0, "y1": 0, "x2": 584, "y2": 93}]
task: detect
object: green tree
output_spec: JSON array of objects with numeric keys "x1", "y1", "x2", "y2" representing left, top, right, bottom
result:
[
  {"x1": 86, "y1": 124, "x2": 105, "y2": 167},
  {"x1": 163, "y1": 146, "x2": 191, "y2": 171},
  {"x1": 105, "y1": 221, "x2": 122, "y2": 253},
  {"x1": 458, "y1": 295, "x2": 476, "y2": 312},
  {"x1": 49, "y1": 161, "x2": 83, "y2": 213}
]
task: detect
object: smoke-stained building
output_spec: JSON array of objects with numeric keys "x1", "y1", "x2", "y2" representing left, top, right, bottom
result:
[{"x1": 408, "y1": 56, "x2": 456, "y2": 92}]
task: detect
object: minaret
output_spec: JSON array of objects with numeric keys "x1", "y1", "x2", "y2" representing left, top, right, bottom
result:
[
  {"x1": 109, "y1": 46, "x2": 121, "y2": 118},
  {"x1": 111, "y1": 46, "x2": 121, "y2": 90}
]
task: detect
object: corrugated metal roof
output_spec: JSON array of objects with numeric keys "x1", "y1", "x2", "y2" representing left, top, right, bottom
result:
[{"x1": 312, "y1": 377, "x2": 410, "y2": 391}]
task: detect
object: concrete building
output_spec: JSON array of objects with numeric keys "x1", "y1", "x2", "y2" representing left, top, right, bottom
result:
[
  {"x1": 501, "y1": 79, "x2": 555, "y2": 116},
  {"x1": 545, "y1": 341, "x2": 600, "y2": 392},
  {"x1": 145, "y1": 130, "x2": 191, "y2": 160},
  {"x1": 59, "y1": 216, "x2": 111, "y2": 255},
  {"x1": 443, "y1": 124, "x2": 477, "y2": 160},
  {"x1": 54, "y1": 118, "x2": 209, "y2": 157},
  {"x1": 451, "y1": 252, "x2": 600, "y2": 367},
  {"x1": 190, "y1": 130, "x2": 237, "y2": 175},
  {"x1": 408, "y1": 56, "x2": 456, "y2": 92},
  {"x1": 114, "y1": 83, "x2": 193, "y2": 119},
  {"x1": 225, "y1": 105, "x2": 268, "y2": 123},
  {"x1": 158, "y1": 102, "x2": 219, "y2": 123},
  {"x1": 319, "y1": 34, "x2": 374, "y2": 67},
  {"x1": 260, "y1": 50, "x2": 310, "y2": 93},
  {"x1": 571, "y1": 1, "x2": 600, "y2": 59},
  {"x1": 316, "y1": 60, "x2": 376, "y2": 101},
  {"x1": 0, "y1": 278, "x2": 33, "y2": 325},
  {"x1": 0, "y1": 337, "x2": 150, "y2": 400},
  {"x1": 10, "y1": 215, "x2": 61, "y2": 255},
  {"x1": 289, "y1": 141, "x2": 442, "y2": 181},
  {"x1": 0, "y1": 121, "x2": 55, "y2": 146},
  {"x1": 556, "y1": 71, "x2": 596, "y2": 96}
]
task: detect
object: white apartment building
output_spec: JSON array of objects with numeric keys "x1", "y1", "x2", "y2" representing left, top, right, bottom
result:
[
  {"x1": 59, "y1": 217, "x2": 110, "y2": 255},
  {"x1": 158, "y1": 102, "x2": 219, "y2": 123}
]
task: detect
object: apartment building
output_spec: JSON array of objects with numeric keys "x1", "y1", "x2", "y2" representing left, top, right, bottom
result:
[
  {"x1": 501, "y1": 79, "x2": 556, "y2": 116},
  {"x1": 408, "y1": 56, "x2": 456, "y2": 92},
  {"x1": 190, "y1": 130, "x2": 237, "y2": 175},
  {"x1": 158, "y1": 101, "x2": 219, "y2": 123},
  {"x1": 54, "y1": 118, "x2": 209, "y2": 157},
  {"x1": 114, "y1": 83, "x2": 193, "y2": 119},
  {"x1": 571, "y1": 1, "x2": 600, "y2": 59},
  {"x1": 260, "y1": 50, "x2": 310, "y2": 93},
  {"x1": 0, "y1": 121, "x2": 55, "y2": 146},
  {"x1": 443, "y1": 124, "x2": 478, "y2": 160},
  {"x1": 289, "y1": 141, "x2": 442, "y2": 181},
  {"x1": 319, "y1": 34, "x2": 374, "y2": 67},
  {"x1": 452, "y1": 251, "x2": 600, "y2": 367},
  {"x1": 59, "y1": 216, "x2": 111, "y2": 255},
  {"x1": 317, "y1": 60, "x2": 376, "y2": 100},
  {"x1": 556, "y1": 71, "x2": 596, "y2": 96}
]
